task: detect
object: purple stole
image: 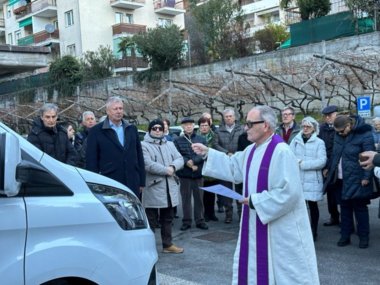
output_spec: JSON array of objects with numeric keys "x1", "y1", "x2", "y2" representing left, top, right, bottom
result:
[{"x1": 238, "y1": 135, "x2": 283, "y2": 285}]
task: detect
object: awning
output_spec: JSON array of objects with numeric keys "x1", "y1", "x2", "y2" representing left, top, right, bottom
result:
[
  {"x1": 19, "y1": 17, "x2": 32, "y2": 28},
  {"x1": 9, "y1": 0, "x2": 20, "y2": 5}
]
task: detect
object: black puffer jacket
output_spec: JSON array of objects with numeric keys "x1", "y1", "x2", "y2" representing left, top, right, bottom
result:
[
  {"x1": 28, "y1": 119, "x2": 78, "y2": 166},
  {"x1": 318, "y1": 122, "x2": 335, "y2": 168},
  {"x1": 325, "y1": 115, "x2": 375, "y2": 200},
  {"x1": 174, "y1": 132, "x2": 206, "y2": 179}
]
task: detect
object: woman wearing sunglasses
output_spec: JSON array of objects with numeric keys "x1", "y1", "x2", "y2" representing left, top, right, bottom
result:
[
  {"x1": 290, "y1": 116, "x2": 327, "y2": 241},
  {"x1": 141, "y1": 119, "x2": 185, "y2": 254}
]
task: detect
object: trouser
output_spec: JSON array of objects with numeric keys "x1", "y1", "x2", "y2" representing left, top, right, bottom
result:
[
  {"x1": 180, "y1": 177, "x2": 204, "y2": 225},
  {"x1": 146, "y1": 207, "x2": 174, "y2": 248},
  {"x1": 340, "y1": 198, "x2": 370, "y2": 240},
  {"x1": 203, "y1": 179, "x2": 217, "y2": 218},
  {"x1": 325, "y1": 181, "x2": 340, "y2": 222},
  {"x1": 307, "y1": 200, "x2": 319, "y2": 235}
]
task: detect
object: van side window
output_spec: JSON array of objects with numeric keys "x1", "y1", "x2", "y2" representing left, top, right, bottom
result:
[{"x1": 17, "y1": 158, "x2": 73, "y2": 197}]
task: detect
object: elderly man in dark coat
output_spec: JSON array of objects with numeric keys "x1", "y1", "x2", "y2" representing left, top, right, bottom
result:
[
  {"x1": 86, "y1": 96, "x2": 145, "y2": 198},
  {"x1": 28, "y1": 103, "x2": 77, "y2": 166}
]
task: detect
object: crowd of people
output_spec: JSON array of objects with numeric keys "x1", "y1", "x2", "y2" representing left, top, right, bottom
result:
[{"x1": 26, "y1": 98, "x2": 380, "y2": 283}]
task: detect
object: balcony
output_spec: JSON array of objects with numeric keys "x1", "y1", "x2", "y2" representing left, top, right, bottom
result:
[
  {"x1": 154, "y1": 0, "x2": 185, "y2": 16},
  {"x1": 15, "y1": 0, "x2": 57, "y2": 20},
  {"x1": 112, "y1": 23, "x2": 146, "y2": 36},
  {"x1": 18, "y1": 29, "x2": 59, "y2": 46},
  {"x1": 115, "y1": 57, "x2": 148, "y2": 69},
  {"x1": 110, "y1": 0, "x2": 145, "y2": 10}
]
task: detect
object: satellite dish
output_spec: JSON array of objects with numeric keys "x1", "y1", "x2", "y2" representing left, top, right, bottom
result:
[
  {"x1": 45, "y1": 24, "x2": 55, "y2": 34},
  {"x1": 19, "y1": 0, "x2": 27, "y2": 6}
]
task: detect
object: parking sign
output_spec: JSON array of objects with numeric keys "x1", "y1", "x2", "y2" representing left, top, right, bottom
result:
[{"x1": 357, "y1": 96, "x2": 371, "y2": 117}]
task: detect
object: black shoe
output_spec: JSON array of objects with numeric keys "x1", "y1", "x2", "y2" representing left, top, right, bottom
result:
[
  {"x1": 359, "y1": 238, "x2": 369, "y2": 249},
  {"x1": 180, "y1": 224, "x2": 191, "y2": 231},
  {"x1": 209, "y1": 216, "x2": 219, "y2": 221},
  {"x1": 196, "y1": 223, "x2": 208, "y2": 230},
  {"x1": 204, "y1": 217, "x2": 210, "y2": 222},
  {"x1": 323, "y1": 220, "x2": 340, "y2": 226},
  {"x1": 337, "y1": 237, "x2": 351, "y2": 247}
]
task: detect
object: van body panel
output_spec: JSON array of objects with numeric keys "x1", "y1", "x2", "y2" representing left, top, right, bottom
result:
[{"x1": 0, "y1": 197, "x2": 26, "y2": 285}]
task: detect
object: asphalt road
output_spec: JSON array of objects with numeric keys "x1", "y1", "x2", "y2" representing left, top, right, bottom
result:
[{"x1": 156, "y1": 197, "x2": 380, "y2": 285}]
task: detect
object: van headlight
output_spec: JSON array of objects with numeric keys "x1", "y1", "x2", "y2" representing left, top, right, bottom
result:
[{"x1": 87, "y1": 183, "x2": 148, "y2": 230}]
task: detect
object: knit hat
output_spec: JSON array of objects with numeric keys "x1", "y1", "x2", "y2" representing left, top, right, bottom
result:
[{"x1": 148, "y1": 119, "x2": 164, "y2": 132}]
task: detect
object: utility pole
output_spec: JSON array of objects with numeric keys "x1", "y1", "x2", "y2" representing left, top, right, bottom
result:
[
  {"x1": 320, "y1": 41, "x2": 326, "y2": 109},
  {"x1": 168, "y1": 68, "x2": 173, "y2": 123}
]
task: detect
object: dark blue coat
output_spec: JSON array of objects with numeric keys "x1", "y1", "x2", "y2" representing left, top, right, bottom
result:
[
  {"x1": 174, "y1": 133, "x2": 206, "y2": 179},
  {"x1": 86, "y1": 118, "x2": 145, "y2": 197},
  {"x1": 325, "y1": 115, "x2": 375, "y2": 200}
]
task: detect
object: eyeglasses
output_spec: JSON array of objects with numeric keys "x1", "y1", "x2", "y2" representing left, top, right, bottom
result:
[
  {"x1": 151, "y1": 126, "x2": 163, "y2": 131},
  {"x1": 282, "y1": 113, "x2": 294, "y2": 117},
  {"x1": 200, "y1": 125, "x2": 209, "y2": 128},
  {"x1": 245, "y1": 120, "x2": 265, "y2": 129},
  {"x1": 335, "y1": 125, "x2": 348, "y2": 135}
]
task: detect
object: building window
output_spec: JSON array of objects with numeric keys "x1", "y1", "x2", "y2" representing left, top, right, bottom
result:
[
  {"x1": 15, "y1": 30, "x2": 22, "y2": 42},
  {"x1": 158, "y1": 18, "x2": 173, "y2": 27},
  {"x1": 8, "y1": 33, "x2": 13, "y2": 45},
  {"x1": 7, "y1": 5, "x2": 11, "y2": 18},
  {"x1": 53, "y1": 20, "x2": 59, "y2": 29},
  {"x1": 125, "y1": 13, "x2": 133, "y2": 24},
  {"x1": 67, "y1": 44, "x2": 76, "y2": 56},
  {"x1": 115, "y1": 12, "x2": 123, "y2": 24},
  {"x1": 64, "y1": 10, "x2": 74, "y2": 27}
]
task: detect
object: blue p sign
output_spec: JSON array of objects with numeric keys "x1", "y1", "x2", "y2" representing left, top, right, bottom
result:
[
  {"x1": 357, "y1": 97, "x2": 370, "y2": 111},
  {"x1": 357, "y1": 96, "x2": 371, "y2": 117}
]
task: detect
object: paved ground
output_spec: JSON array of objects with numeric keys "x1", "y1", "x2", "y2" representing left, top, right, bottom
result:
[{"x1": 156, "y1": 197, "x2": 380, "y2": 285}]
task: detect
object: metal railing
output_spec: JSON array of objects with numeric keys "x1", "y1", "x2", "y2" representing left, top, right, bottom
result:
[
  {"x1": 154, "y1": 0, "x2": 183, "y2": 10},
  {"x1": 17, "y1": 29, "x2": 59, "y2": 46},
  {"x1": 15, "y1": 0, "x2": 57, "y2": 19},
  {"x1": 115, "y1": 57, "x2": 148, "y2": 69}
]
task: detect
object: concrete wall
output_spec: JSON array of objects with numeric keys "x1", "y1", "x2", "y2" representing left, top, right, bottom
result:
[{"x1": 172, "y1": 32, "x2": 380, "y2": 81}]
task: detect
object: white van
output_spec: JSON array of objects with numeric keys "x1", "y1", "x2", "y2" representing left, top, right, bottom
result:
[{"x1": 0, "y1": 122, "x2": 158, "y2": 285}]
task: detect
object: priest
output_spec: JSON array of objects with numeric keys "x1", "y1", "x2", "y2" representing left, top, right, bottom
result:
[{"x1": 192, "y1": 105, "x2": 319, "y2": 285}]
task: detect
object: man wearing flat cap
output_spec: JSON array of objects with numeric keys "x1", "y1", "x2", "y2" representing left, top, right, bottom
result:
[
  {"x1": 318, "y1": 105, "x2": 340, "y2": 226},
  {"x1": 174, "y1": 117, "x2": 209, "y2": 231}
]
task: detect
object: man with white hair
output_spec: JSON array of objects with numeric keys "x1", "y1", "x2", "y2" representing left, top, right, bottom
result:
[
  {"x1": 192, "y1": 105, "x2": 319, "y2": 285},
  {"x1": 86, "y1": 96, "x2": 145, "y2": 198}
]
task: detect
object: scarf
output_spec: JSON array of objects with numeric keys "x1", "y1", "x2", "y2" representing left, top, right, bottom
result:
[{"x1": 238, "y1": 134, "x2": 283, "y2": 285}]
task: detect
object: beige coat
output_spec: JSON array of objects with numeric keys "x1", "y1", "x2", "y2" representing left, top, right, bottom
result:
[{"x1": 141, "y1": 133, "x2": 184, "y2": 208}]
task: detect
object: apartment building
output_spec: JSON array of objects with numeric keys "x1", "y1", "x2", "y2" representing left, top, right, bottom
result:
[
  {"x1": 1, "y1": 0, "x2": 185, "y2": 71},
  {"x1": 240, "y1": 0, "x2": 348, "y2": 37}
]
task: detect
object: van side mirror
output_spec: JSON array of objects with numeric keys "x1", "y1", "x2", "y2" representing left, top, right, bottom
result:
[{"x1": 0, "y1": 133, "x2": 21, "y2": 197}]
